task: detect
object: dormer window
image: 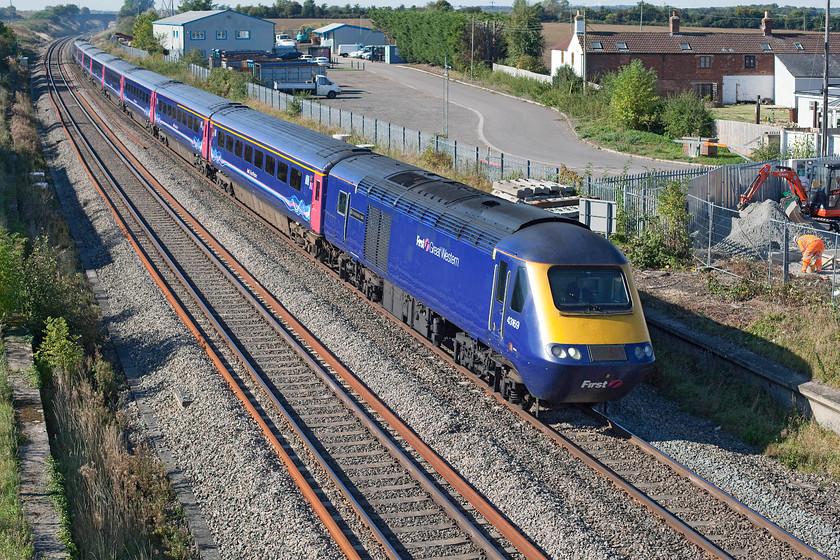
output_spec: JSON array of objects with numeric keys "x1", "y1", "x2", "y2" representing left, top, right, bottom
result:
[
  {"x1": 680, "y1": 42, "x2": 691, "y2": 51},
  {"x1": 761, "y1": 43, "x2": 771, "y2": 51},
  {"x1": 616, "y1": 42, "x2": 628, "y2": 51},
  {"x1": 591, "y1": 41, "x2": 603, "y2": 51}
]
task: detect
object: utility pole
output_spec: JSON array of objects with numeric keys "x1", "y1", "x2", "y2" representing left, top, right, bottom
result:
[
  {"x1": 470, "y1": 16, "x2": 474, "y2": 80},
  {"x1": 821, "y1": 0, "x2": 830, "y2": 156},
  {"x1": 639, "y1": 0, "x2": 643, "y2": 31}
]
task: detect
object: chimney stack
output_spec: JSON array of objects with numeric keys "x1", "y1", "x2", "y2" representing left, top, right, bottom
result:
[
  {"x1": 669, "y1": 10, "x2": 680, "y2": 36},
  {"x1": 574, "y1": 10, "x2": 585, "y2": 35},
  {"x1": 761, "y1": 10, "x2": 773, "y2": 36}
]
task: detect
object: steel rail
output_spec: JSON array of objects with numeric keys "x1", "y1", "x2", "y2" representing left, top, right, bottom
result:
[
  {"x1": 588, "y1": 408, "x2": 832, "y2": 560},
  {"x1": 45, "y1": 39, "x2": 365, "y2": 560},
  {"x1": 70, "y1": 38, "x2": 550, "y2": 560}
]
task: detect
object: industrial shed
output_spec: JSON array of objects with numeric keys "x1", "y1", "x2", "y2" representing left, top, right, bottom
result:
[
  {"x1": 153, "y1": 9, "x2": 274, "y2": 57},
  {"x1": 314, "y1": 23, "x2": 387, "y2": 54}
]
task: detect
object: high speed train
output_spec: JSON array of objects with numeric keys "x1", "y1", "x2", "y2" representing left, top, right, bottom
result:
[{"x1": 74, "y1": 39, "x2": 654, "y2": 405}]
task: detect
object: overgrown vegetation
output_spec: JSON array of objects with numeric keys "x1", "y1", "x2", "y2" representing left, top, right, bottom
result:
[
  {"x1": 0, "y1": 35, "x2": 197, "y2": 558},
  {"x1": 0, "y1": 354, "x2": 33, "y2": 560}
]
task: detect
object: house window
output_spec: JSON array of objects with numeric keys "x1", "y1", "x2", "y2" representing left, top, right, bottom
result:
[
  {"x1": 761, "y1": 43, "x2": 771, "y2": 51},
  {"x1": 216, "y1": 30, "x2": 227, "y2": 39},
  {"x1": 616, "y1": 42, "x2": 628, "y2": 51},
  {"x1": 235, "y1": 30, "x2": 250, "y2": 40},
  {"x1": 693, "y1": 82, "x2": 717, "y2": 101},
  {"x1": 680, "y1": 42, "x2": 691, "y2": 51},
  {"x1": 745, "y1": 55, "x2": 756, "y2": 68},
  {"x1": 795, "y1": 42, "x2": 804, "y2": 50},
  {"x1": 191, "y1": 31, "x2": 205, "y2": 40},
  {"x1": 699, "y1": 56, "x2": 710, "y2": 69},
  {"x1": 591, "y1": 41, "x2": 602, "y2": 51}
]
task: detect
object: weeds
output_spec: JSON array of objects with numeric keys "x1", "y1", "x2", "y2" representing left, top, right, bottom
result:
[{"x1": 0, "y1": 363, "x2": 33, "y2": 560}]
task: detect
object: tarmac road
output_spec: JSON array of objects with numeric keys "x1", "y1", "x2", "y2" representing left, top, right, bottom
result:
[{"x1": 321, "y1": 60, "x2": 695, "y2": 177}]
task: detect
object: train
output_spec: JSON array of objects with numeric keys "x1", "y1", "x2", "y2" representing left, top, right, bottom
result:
[{"x1": 73, "y1": 39, "x2": 654, "y2": 406}]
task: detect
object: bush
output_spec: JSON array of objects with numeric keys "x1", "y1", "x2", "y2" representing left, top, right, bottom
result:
[
  {"x1": 607, "y1": 59, "x2": 661, "y2": 131},
  {"x1": 661, "y1": 91, "x2": 714, "y2": 139},
  {"x1": 206, "y1": 68, "x2": 252, "y2": 102}
]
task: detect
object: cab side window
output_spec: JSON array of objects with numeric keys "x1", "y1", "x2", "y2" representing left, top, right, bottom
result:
[
  {"x1": 510, "y1": 267, "x2": 529, "y2": 313},
  {"x1": 495, "y1": 261, "x2": 508, "y2": 303}
]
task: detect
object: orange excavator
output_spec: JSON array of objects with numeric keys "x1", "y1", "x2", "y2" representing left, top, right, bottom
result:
[{"x1": 738, "y1": 162, "x2": 840, "y2": 231}]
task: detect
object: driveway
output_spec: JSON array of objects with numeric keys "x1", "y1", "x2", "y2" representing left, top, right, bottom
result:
[{"x1": 321, "y1": 61, "x2": 694, "y2": 177}]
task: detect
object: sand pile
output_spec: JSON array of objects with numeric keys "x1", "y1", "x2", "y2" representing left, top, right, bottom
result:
[{"x1": 714, "y1": 199, "x2": 794, "y2": 258}]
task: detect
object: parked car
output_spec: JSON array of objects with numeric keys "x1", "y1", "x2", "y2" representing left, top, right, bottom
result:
[
  {"x1": 314, "y1": 56, "x2": 330, "y2": 67},
  {"x1": 299, "y1": 54, "x2": 313, "y2": 62}
]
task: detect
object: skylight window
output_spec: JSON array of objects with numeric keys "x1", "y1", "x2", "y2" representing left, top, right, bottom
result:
[
  {"x1": 795, "y1": 42, "x2": 804, "y2": 50},
  {"x1": 680, "y1": 42, "x2": 691, "y2": 51},
  {"x1": 761, "y1": 43, "x2": 772, "y2": 51},
  {"x1": 616, "y1": 42, "x2": 628, "y2": 51},
  {"x1": 591, "y1": 41, "x2": 603, "y2": 50}
]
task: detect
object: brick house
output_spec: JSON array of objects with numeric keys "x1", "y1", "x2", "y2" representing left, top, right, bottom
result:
[{"x1": 551, "y1": 11, "x2": 839, "y2": 104}]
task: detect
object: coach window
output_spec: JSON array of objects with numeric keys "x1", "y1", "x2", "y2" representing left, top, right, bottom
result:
[
  {"x1": 254, "y1": 150, "x2": 264, "y2": 169},
  {"x1": 277, "y1": 161, "x2": 288, "y2": 182},
  {"x1": 194, "y1": 118, "x2": 201, "y2": 133},
  {"x1": 187, "y1": 115, "x2": 193, "y2": 130},
  {"x1": 289, "y1": 168, "x2": 302, "y2": 190},
  {"x1": 225, "y1": 135, "x2": 233, "y2": 152},
  {"x1": 217, "y1": 130, "x2": 225, "y2": 147},
  {"x1": 244, "y1": 144, "x2": 253, "y2": 163},
  {"x1": 510, "y1": 267, "x2": 529, "y2": 313},
  {"x1": 265, "y1": 155, "x2": 275, "y2": 176},
  {"x1": 234, "y1": 139, "x2": 243, "y2": 158}
]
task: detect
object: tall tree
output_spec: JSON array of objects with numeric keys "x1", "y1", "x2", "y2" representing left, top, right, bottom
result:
[
  {"x1": 505, "y1": 0, "x2": 544, "y2": 70},
  {"x1": 133, "y1": 10, "x2": 164, "y2": 54}
]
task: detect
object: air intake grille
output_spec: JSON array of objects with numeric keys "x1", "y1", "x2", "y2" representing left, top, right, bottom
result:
[
  {"x1": 364, "y1": 205, "x2": 391, "y2": 273},
  {"x1": 588, "y1": 345, "x2": 627, "y2": 362}
]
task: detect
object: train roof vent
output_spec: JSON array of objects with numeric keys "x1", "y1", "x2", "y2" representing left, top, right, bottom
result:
[
  {"x1": 388, "y1": 170, "x2": 434, "y2": 189},
  {"x1": 359, "y1": 177, "x2": 400, "y2": 206}
]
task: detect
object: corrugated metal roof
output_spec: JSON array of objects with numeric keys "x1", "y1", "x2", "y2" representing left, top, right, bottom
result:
[
  {"x1": 314, "y1": 23, "x2": 371, "y2": 34},
  {"x1": 578, "y1": 31, "x2": 840, "y2": 55},
  {"x1": 153, "y1": 10, "x2": 226, "y2": 25}
]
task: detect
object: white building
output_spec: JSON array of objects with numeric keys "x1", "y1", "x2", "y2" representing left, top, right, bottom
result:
[{"x1": 153, "y1": 9, "x2": 274, "y2": 57}]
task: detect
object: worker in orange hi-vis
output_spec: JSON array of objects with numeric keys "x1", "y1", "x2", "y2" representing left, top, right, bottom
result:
[{"x1": 795, "y1": 234, "x2": 825, "y2": 274}]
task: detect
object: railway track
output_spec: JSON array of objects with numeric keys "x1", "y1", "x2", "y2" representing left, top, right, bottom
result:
[
  {"x1": 48, "y1": 37, "x2": 836, "y2": 560},
  {"x1": 46, "y1": 38, "x2": 547, "y2": 560}
]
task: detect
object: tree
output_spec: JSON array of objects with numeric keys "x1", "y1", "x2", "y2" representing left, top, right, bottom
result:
[
  {"x1": 505, "y1": 0, "x2": 544, "y2": 68},
  {"x1": 540, "y1": 0, "x2": 568, "y2": 22},
  {"x1": 661, "y1": 91, "x2": 714, "y2": 139},
  {"x1": 301, "y1": 0, "x2": 316, "y2": 17},
  {"x1": 117, "y1": 0, "x2": 156, "y2": 20},
  {"x1": 133, "y1": 10, "x2": 165, "y2": 54},
  {"x1": 178, "y1": 0, "x2": 214, "y2": 11},
  {"x1": 607, "y1": 59, "x2": 660, "y2": 130}
]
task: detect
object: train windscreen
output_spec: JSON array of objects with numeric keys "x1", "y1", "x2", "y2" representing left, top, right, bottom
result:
[{"x1": 547, "y1": 266, "x2": 631, "y2": 313}]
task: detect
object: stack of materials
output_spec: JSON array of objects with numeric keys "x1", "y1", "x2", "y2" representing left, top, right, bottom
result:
[{"x1": 491, "y1": 179, "x2": 579, "y2": 219}]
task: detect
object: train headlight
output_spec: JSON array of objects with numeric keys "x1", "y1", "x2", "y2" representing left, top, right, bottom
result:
[
  {"x1": 549, "y1": 345, "x2": 566, "y2": 359},
  {"x1": 634, "y1": 346, "x2": 645, "y2": 359},
  {"x1": 645, "y1": 344, "x2": 653, "y2": 357},
  {"x1": 567, "y1": 347, "x2": 582, "y2": 360}
]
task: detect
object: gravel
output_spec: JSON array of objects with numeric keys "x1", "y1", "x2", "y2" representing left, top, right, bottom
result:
[{"x1": 33, "y1": 47, "x2": 840, "y2": 560}]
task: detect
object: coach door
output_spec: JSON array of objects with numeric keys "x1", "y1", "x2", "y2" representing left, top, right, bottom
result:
[
  {"x1": 488, "y1": 255, "x2": 511, "y2": 344},
  {"x1": 336, "y1": 190, "x2": 349, "y2": 242}
]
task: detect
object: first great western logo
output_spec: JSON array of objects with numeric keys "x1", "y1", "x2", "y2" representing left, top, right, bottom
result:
[{"x1": 416, "y1": 236, "x2": 460, "y2": 267}]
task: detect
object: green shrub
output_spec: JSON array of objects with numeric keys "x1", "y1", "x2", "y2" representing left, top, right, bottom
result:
[
  {"x1": 661, "y1": 91, "x2": 714, "y2": 139},
  {"x1": 607, "y1": 60, "x2": 661, "y2": 131}
]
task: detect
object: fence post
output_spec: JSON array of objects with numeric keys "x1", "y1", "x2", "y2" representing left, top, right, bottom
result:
[
  {"x1": 403, "y1": 127, "x2": 406, "y2": 151},
  {"x1": 388, "y1": 123, "x2": 391, "y2": 150},
  {"x1": 783, "y1": 224, "x2": 789, "y2": 284},
  {"x1": 527, "y1": 160, "x2": 530, "y2": 179},
  {"x1": 418, "y1": 131, "x2": 421, "y2": 153},
  {"x1": 501, "y1": 153, "x2": 504, "y2": 178},
  {"x1": 454, "y1": 141, "x2": 457, "y2": 170},
  {"x1": 375, "y1": 119, "x2": 378, "y2": 144}
]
